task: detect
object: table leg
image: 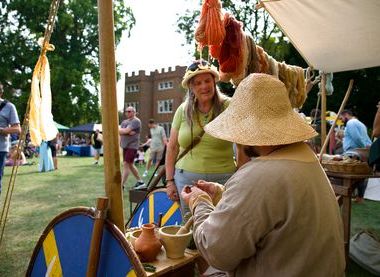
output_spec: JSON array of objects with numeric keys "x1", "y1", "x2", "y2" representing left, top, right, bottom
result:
[{"x1": 341, "y1": 178, "x2": 352, "y2": 262}]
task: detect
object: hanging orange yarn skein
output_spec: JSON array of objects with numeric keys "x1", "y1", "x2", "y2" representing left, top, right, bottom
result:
[
  {"x1": 195, "y1": 0, "x2": 225, "y2": 47},
  {"x1": 218, "y1": 13, "x2": 244, "y2": 73}
]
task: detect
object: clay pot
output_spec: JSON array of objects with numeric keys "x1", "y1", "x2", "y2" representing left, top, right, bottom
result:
[
  {"x1": 159, "y1": 225, "x2": 193, "y2": 259},
  {"x1": 134, "y1": 223, "x2": 162, "y2": 262}
]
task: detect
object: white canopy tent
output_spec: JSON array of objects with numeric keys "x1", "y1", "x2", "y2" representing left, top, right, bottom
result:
[
  {"x1": 260, "y1": 0, "x2": 380, "y2": 149},
  {"x1": 260, "y1": 0, "x2": 380, "y2": 73}
]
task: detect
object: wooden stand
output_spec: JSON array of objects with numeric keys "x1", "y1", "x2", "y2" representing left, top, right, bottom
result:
[
  {"x1": 326, "y1": 171, "x2": 377, "y2": 262},
  {"x1": 146, "y1": 248, "x2": 199, "y2": 277}
]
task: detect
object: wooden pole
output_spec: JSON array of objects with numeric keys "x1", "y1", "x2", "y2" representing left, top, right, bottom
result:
[
  {"x1": 97, "y1": 0, "x2": 125, "y2": 232},
  {"x1": 86, "y1": 197, "x2": 108, "y2": 277},
  {"x1": 319, "y1": 80, "x2": 354, "y2": 161},
  {"x1": 321, "y1": 73, "x2": 327, "y2": 153}
]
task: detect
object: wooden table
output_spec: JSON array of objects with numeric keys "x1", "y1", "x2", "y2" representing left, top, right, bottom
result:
[
  {"x1": 325, "y1": 171, "x2": 378, "y2": 261},
  {"x1": 145, "y1": 248, "x2": 199, "y2": 277}
]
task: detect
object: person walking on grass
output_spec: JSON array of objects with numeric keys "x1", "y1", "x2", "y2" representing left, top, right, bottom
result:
[
  {"x1": 91, "y1": 129, "x2": 103, "y2": 165},
  {"x1": 119, "y1": 106, "x2": 145, "y2": 189},
  {"x1": 143, "y1": 119, "x2": 167, "y2": 177},
  {"x1": 0, "y1": 82, "x2": 21, "y2": 194}
]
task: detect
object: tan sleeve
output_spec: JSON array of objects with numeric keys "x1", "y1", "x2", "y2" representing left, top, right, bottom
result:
[
  {"x1": 212, "y1": 183, "x2": 225, "y2": 205},
  {"x1": 189, "y1": 194, "x2": 213, "y2": 214}
]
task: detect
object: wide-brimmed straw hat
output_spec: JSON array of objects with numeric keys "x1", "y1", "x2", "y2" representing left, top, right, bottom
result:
[
  {"x1": 182, "y1": 60, "x2": 219, "y2": 89},
  {"x1": 204, "y1": 73, "x2": 317, "y2": 146}
]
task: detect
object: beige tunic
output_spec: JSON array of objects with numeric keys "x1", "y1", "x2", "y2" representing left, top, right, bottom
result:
[{"x1": 192, "y1": 143, "x2": 345, "y2": 276}]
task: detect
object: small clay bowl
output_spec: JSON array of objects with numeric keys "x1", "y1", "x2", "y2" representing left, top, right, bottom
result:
[
  {"x1": 159, "y1": 225, "x2": 192, "y2": 259},
  {"x1": 128, "y1": 229, "x2": 142, "y2": 249}
]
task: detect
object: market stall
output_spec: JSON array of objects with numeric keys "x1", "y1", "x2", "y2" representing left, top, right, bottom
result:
[
  {"x1": 258, "y1": 0, "x2": 380, "y2": 144},
  {"x1": 257, "y1": 0, "x2": 380, "y2": 263},
  {"x1": 19, "y1": 0, "x2": 380, "y2": 275}
]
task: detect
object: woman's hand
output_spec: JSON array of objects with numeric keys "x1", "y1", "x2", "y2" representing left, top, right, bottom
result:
[{"x1": 166, "y1": 181, "x2": 179, "y2": 201}]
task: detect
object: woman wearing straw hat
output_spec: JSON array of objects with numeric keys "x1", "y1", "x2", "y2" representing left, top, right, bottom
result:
[
  {"x1": 181, "y1": 74, "x2": 345, "y2": 276},
  {"x1": 165, "y1": 60, "x2": 238, "y2": 217}
]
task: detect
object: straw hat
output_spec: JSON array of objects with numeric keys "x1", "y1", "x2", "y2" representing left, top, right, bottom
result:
[
  {"x1": 182, "y1": 60, "x2": 219, "y2": 89},
  {"x1": 204, "y1": 73, "x2": 317, "y2": 146}
]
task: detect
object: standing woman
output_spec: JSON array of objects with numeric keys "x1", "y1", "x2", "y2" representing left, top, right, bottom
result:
[{"x1": 165, "y1": 61, "x2": 237, "y2": 216}]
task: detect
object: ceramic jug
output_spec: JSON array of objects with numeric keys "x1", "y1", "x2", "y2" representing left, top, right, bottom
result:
[{"x1": 134, "y1": 223, "x2": 162, "y2": 262}]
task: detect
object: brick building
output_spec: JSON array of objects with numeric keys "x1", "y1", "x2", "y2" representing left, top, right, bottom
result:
[{"x1": 124, "y1": 66, "x2": 187, "y2": 139}]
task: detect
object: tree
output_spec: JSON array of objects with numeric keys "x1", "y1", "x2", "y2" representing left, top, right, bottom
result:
[{"x1": 0, "y1": 0, "x2": 135, "y2": 126}]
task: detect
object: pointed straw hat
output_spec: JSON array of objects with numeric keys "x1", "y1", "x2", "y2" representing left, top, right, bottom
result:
[{"x1": 204, "y1": 73, "x2": 317, "y2": 146}]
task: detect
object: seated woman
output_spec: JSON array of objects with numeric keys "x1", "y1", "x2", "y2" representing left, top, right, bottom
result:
[{"x1": 5, "y1": 144, "x2": 28, "y2": 166}]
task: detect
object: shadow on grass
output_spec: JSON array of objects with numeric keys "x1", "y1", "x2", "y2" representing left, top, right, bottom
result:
[{"x1": 347, "y1": 258, "x2": 378, "y2": 276}]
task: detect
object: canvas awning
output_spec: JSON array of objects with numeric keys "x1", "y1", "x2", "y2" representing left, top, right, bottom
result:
[
  {"x1": 54, "y1": 121, "x2": 69, "y2": 131},
  {"x1": 260, "y1": 0, "x2": 380, "y2": 73}
]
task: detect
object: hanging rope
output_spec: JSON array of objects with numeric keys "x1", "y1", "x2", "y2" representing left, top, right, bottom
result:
[{"x1": 0, "y1": 0, "x2": 61, "y2": 248}]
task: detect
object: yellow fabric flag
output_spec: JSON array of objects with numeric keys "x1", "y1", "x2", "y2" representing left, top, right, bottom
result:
[{"x1": 29, "y1": 40, "x2": 58, "y2": 146}]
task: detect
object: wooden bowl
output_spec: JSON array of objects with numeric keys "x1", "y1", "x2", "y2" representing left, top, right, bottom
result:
[{"x1": 126, "y1": 229, "x2": 142, "y2": 249}]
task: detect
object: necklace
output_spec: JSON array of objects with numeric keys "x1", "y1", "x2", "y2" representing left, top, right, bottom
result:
[{"x1": 195, "y1": 108, "x2": 213, "y2": 129}]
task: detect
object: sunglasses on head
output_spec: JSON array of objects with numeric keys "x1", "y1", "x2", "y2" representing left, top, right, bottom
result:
[{"x1": 187, "y1": 60, "x2": 209, "y2": 72}]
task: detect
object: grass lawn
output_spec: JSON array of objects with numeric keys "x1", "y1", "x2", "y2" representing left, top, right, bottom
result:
[{"x1": 0, "y1": 155, "x2": 379, "y2": 276}]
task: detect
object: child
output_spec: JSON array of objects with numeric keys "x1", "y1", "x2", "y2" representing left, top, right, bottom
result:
[{"x1": 137, "y1": 147, "x2": 145, "y2": 166}]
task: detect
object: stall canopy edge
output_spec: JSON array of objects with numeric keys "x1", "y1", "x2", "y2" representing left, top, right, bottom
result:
[{"x1": 260, "y1": 0, "x2": 380, "y2": 73}]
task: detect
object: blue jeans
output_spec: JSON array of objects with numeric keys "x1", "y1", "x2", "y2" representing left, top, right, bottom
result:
[
  {"x1": 174, "y1": 168, "x2": 233, "y2": 219},
  {"x1": 0, "y1": 151, "x2": 7, "y2": 194}
]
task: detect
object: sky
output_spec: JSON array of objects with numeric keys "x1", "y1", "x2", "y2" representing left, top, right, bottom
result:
[{"x1": 115, "y1": 0, "x2": 199, "y2": 109}]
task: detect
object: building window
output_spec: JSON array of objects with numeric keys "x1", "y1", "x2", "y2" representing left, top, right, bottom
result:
[
  {"x1": 158, "y1": 81, "x2": 173, "y2": 91},
  {"x1": 126, "y1": 84, "x2": 139, "y2": 93},
  {"x1": 157, "y1": 99, "x2": 173, "y2": 114},
  {"x1": 159, "y1": 122, "x2": 172, "y2": 137},
  {"x1": 126, "y1": 102, "x2": 139, "y2": 112}
]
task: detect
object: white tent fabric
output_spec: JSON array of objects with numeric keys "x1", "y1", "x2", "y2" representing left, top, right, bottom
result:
[
  {"x1": 365, "y1": 178, "x2": 380, "y2": 202},
  {"x1": 261, "y1": 0, "x2": 380, "y2": 73}
]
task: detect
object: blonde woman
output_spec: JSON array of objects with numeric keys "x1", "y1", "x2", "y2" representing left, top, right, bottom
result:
[{"x1": 165, "y1": 61, "x2": 237, "y2": 216}]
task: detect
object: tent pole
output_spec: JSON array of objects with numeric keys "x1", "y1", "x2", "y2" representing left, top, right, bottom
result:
[
  {"x1": 97, "y1": 0, "x2": 125, "y2": 232},
  {"x1": 319, "y1": 80, "x2": 354, "y2": 161},
  {"x1": 321, "y1": 73, "x2": 327, "y2": 153}
]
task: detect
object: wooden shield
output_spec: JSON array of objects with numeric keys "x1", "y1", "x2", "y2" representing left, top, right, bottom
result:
[
  {"x1": 129, "y1": 188, "x2": 182, "y2": 228},
  {"x1": 27, "y1": 207, "x2": 146, "y2": 276}
]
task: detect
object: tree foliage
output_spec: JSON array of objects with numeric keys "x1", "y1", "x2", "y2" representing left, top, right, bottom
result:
[
  {"x1": 0, "y1": 0, "x2": 135, "y2": 126},
  {"x1": 177, "y1": 0, "x2": 380, "y2": 127}
]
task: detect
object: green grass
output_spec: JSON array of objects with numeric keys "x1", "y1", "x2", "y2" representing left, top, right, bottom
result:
[
  {"x1": 348, "y1": 199, "x2": 380, "y2": 276},
  {"x1": 0, "y1": 156, "x2": 379, "y2": 276},
  {"x1": 0, "y1": 156, "x2": 153, "y2": 276}
]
